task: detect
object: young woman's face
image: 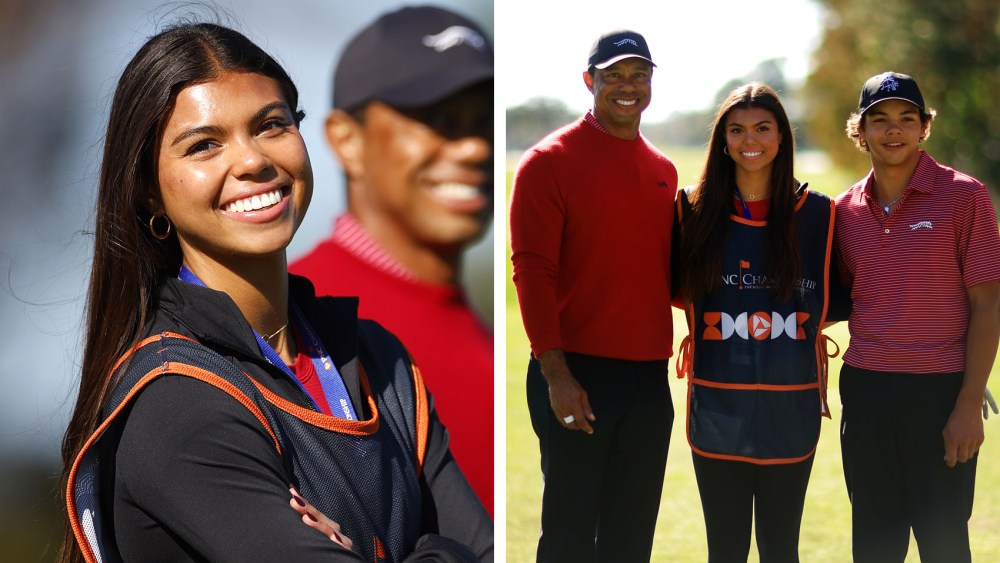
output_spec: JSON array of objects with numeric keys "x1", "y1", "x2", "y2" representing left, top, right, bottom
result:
[
  {"x1": 156, "y1": 71, "x2": 312, "y2": 269},
  {"x1": 724, "y1": 106, "x2": 782, "y2": 176}
]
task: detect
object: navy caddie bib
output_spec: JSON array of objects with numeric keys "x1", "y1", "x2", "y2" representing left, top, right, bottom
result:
[
  {"x1": 67, "y1": 323, "x2": 427, "y2": 563},
  {"x1": 676, "y1": 187, "x2": 836, "y2": 464}
]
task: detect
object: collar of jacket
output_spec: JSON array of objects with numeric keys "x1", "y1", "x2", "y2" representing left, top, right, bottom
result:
[{"x1": 151, "y1": 275, "x2": 365, "y2": 411}]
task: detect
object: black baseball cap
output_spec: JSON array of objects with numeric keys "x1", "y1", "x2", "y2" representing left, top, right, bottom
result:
[
  {"x1": 333, "y1": 6, "x2": 493, "y2": 111},
  {"x1": 588, "y1": 30, "x2": 655, "y2": 70},
  {"x1": 858, "y1": 71, "x2": 926, "y2": 115}
]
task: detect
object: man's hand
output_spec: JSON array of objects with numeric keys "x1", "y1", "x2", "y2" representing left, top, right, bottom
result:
[
  {"x1": 538, "y1": 349, "x2": 596, "y2": 434},
  {"x1": 943, "y1": 397, "x2": 985, "y2": 468}
]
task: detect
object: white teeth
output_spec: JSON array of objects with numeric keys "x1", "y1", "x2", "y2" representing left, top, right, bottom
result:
[
  {"x1": 432, "y1": 182, "x2": 480, "y2": 201},
  {"x1": 742, "y1": 151, "x2": 763, "y2": 158},
  {"x1": 225, "y1": 188, "x2": 283, "y2": 213},
  {"x1": 616, "y1": 99, "x2": 637, "y2": 106}
]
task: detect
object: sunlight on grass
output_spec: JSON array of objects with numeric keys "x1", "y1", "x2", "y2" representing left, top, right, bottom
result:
[{"x1": 505, "y1": 146, "x2": 1000, "y2": 562}]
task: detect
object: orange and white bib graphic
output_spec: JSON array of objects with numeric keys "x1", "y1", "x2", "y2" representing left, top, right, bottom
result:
[{"x1": 702, "y1": 311, "x2": 810, "y2": 341}]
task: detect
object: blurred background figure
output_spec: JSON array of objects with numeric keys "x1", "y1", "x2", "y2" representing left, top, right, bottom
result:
[
  {"x1": 0, "y1": 1, "x2": 491, "y2": 560},
  {"x1": 290, "y1": 5, "x2": 494, "y2": 514}
]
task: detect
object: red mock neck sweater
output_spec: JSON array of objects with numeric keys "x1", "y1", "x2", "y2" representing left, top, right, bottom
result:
[{"x1": 510, "y1": 117, "x2": 678, "y2": 361}]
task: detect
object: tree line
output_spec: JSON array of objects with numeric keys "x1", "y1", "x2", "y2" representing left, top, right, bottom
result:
[{"x1": 507, "y1": 0, "x2": 999, "y2": 203}]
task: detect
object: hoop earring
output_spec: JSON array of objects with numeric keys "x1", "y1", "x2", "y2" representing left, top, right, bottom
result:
[
  {"x1": 723, "y1": 146, "x2": 730, "y2": 156},
  {"x1": 149, "y1": 214, "x2": 172, "y2": 240}
]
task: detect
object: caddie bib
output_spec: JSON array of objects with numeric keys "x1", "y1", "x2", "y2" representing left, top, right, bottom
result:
[
  {"x1": 676, "y1": 187, "x2": 837, "y2": 464},
  {"x1": 67, "y1": 326, "x2": 428, "y2": 563}
]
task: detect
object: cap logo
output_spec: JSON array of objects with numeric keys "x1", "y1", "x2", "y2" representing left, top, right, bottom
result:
[
  {"x1": 422, "y1": 26, "x2": 486, "y2": 53},
  {"x1": 613, "y1": 38, "x2": 638, "y2": 47},
  {"x1": 879, "y1": 76, "x2": 899, "y2": 92}
]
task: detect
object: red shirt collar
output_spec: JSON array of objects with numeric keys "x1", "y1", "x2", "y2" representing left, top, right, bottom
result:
[
  {"x1": 860, "y1": 150, "x2": 938, "y2": 204},
  {"x1": 330, "y1": 214, "x2": 417, "y2": 281},
  {"x1": 583, "y1": 110, "x2": 611, "y2": 135}
]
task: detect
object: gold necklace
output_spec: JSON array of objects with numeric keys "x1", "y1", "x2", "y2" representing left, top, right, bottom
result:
[
  {"x1": 263, "y1": 323, "x2": 288, "y2": 342},
  {"x1": 738, "y1": 190, "x2": 767, "y2": 201}
]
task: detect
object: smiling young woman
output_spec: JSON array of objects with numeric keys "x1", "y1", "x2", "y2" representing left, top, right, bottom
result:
[
  {"x1": 674, "y1": 82, "x2": 840, "y2": 563},
  {"x1": 156, "y1": 72, "x2": 313, "y2": 265},
  {"x1": 58, "y1": 22, "x2": 491, "y2": 563},
  {"x1": 153, "y1": 70, "x2": 313, "y2": 364}
]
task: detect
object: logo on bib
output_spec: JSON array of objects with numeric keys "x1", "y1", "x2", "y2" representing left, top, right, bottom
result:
[{"x1": 703, "y1": 311, "x2": 810, "y2": 341}]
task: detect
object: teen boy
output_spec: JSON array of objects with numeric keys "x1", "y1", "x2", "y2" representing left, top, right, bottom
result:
[{"x1": 834, "y1": 71, "x2": 1000, "y2": 563}]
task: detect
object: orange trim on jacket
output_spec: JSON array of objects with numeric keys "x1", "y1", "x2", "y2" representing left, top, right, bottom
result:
[{"x1": 68, "y1": 331, "x2": 431, "y2": 563}]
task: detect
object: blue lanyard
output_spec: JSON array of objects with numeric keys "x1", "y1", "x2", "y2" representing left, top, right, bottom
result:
[
  {"x1": 177, "y1": 266, "x2": 357, "y2": 420},
  {"x1": 733, "y1": 189, "x2": 752, "y2": 220}
]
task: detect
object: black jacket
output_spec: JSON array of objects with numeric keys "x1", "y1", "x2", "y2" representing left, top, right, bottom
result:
[{"x1": 95, "y1": 276, "x2": 492, "y2": 562}]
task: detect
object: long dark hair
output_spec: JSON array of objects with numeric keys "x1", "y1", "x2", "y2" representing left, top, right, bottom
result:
[
  {"x1": 679, "y1": 82, "x2": 801, "y2": 302},
  {"x1": 58, "y1": 22, "x2": 303, "y2": 563}
]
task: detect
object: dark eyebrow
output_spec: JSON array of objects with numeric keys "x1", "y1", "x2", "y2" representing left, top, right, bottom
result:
[
  {"x1": 727, "y1": 120, "x2": 773, "y2": 128},
  {"x1": 867, "y1": 107, "x2": 919, "y2": 117},
  {"x1": 253, "y1": 101, "x2": 291, "y2": 123},
  {"x1": 170, "y1": 125, "x2": 224, "y2": 147},
  {"x1": 169, "y1": 101, "x2": 290, "y2": 147}
]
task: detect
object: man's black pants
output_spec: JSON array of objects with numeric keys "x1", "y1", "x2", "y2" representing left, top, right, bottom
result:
[
  {"x1": 840, "y1": 364, "x2": 977, "y2": 563},
  {"x1": 527, "y1": 352, "x2": 673, "y2": 563}
]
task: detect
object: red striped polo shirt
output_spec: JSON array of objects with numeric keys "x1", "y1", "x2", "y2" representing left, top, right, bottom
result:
[{"x1": 834, "y1": 151, "x2": 1000, "y2": 373}]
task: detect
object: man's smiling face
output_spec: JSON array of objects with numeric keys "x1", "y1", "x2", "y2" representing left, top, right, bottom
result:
[{"x1": 586, "y1": 57, "x2": 652, "y2": 134}]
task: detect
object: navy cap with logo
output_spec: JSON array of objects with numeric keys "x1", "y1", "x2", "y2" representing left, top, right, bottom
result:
[
  {"x1": 333, "y1": 6, "x2": 493, "y2": 111},
  {"x1": 858, "y1": 71, "x2": 926, "y2": 115},
  {"x1": 588, "y1": 29, "x2": 655, "y2": 70}
]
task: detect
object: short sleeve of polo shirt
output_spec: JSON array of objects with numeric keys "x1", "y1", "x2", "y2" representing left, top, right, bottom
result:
[{"x1": 958, "y1": 183, "x2": 1000, "y2": 288}]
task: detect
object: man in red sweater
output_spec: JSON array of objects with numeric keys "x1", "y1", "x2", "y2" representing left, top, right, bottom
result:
[
  {"x1": 291, "y1": 6, "x2": 494, "y2": 514},
  {"x1": 509, "y1": 30, "x2": 678, "y2": 562}
]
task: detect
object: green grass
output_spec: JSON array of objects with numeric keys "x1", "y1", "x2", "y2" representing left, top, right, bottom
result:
[{"x1": 504, "y1": 146, "x2": 1000, "y2": 562}]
